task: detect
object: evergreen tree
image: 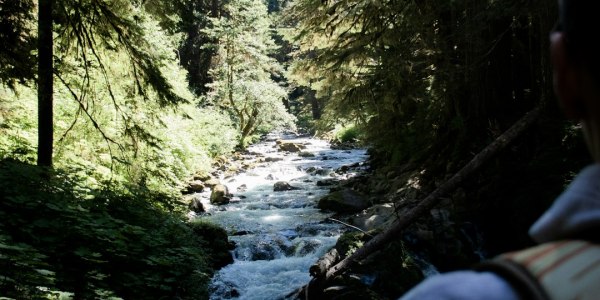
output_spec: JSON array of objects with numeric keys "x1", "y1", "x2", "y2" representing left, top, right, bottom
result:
[
  {"x1": 205, "y1": 0, "x2": 295, "y2": 146},
  {"x1": 287, "y1": 0, "x2": 557, "y2": 166},
  {"x1": 0, "y1": 0, "x2": 36, "y2": 88}
]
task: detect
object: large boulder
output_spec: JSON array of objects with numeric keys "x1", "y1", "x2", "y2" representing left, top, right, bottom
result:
[
  {"x1": 277, "y1": 141, "x2": 306, "y2": 153},
  {"x1": 318, "y1": 189, "x2": 369, "y2": 213},
  {"x1": 273, "y1": 181, "x2": 300, "y2": 192},
  {"x1": 210, "y1": 184, "x2": 230, "y2": 205}
]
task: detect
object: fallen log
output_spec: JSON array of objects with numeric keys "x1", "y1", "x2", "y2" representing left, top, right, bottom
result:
[
  {"x1": 311, "y1": 104, "x2": 543, "y2": 287},
  {"x1": 309, "y1": 248, "x2": 340, "y2": 278}
]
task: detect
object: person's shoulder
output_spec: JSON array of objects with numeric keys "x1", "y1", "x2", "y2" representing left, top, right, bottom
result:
[{"x1": 399, "y1": 270, "x2": 520, "y2": 300}]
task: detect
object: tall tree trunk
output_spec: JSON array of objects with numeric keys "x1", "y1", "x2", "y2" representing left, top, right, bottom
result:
[
  {"x1": 306, "y1": 86, "x2": 321, "y2": 120},
  {"x1": 37, "y1": 0, "x2": 54, "y2": 167}
]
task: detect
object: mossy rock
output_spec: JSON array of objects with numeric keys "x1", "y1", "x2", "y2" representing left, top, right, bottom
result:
[
  {"x1": 335, "y1": 232, "x2": 371, "y2": 258},
  {"x1": 188, "y1": 221, "x2": 234, "y2": 269}
]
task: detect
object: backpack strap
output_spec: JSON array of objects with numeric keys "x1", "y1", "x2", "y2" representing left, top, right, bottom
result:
[
  {"x1": 475, "y1": 258, "x2": 550, "y2": 300},
  {"x1": 476, "y1": 240, "x2": 600, "y2": 300}
]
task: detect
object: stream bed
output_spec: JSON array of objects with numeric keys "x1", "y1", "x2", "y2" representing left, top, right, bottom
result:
[{"x1": 195, "y1": 133, "x2": 369, "y2": 299}]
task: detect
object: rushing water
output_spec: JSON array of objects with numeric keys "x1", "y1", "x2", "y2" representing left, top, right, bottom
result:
[{"x1": 196, "y1": 133, "x2": 369, "y2": 300}]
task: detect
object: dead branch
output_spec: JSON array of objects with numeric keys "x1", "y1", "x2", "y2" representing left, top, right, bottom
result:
[{"x1": 318, "y1": 104, "x2": 543, "y2": 283}]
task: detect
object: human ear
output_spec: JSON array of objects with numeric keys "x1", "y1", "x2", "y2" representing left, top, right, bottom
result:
[{"x1": 550, "y1": 32, "x2": 586, "y2": 119}]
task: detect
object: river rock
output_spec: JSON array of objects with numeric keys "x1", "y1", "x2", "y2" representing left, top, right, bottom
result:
[
  {"x1": 187, "y1": 180, "x2": 205, "y2": 193},
  {"x1": 298, "y1": 151, "x2": 315, "y2": 157},
  {"x1": 273, "y1": 181, "x2": 300, "y2": 191},
  {"x1": 188, "y1": 196, "x2": 205, "y2": 213},
  {"x1": 264, "y1": 156, "x2": 284, "y2": 162},
  {"x1": 204, "y1": 178, "x2": 221, "y2": 188},
  {"x1": 318, "y1": 188, "x2": 369, "y2": 213},
  {"x1": 347, "y1": 203, "x2": 395, "y2": 231},
  {"x1": 294, "y1": 239, "x2": 322, "y2": 256},
  {"x1": 315, "y1": 168, "x2": 332, "y2": 176},
  {"x1": 336, "y1": 165, "x2": 351, "y2": 174},
  {"x1": 210, "y1": 184, "x2": 230, "y2": 205},
  {"x1": 193, "y1": 173, "x2": 212, "y2": 181},
  {"x1": 277, "y1": 141, "x2": 306, "y2": 152},
  {"x1": 236, "y1": 236, "x2": 294, "y2": 260},
  {"x1": 237, "y1": 184, "x2": 248, "y2": 192}
]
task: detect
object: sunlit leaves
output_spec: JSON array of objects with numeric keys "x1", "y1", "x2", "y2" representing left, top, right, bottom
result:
[
  {"x1": 205, "y1": 0, "x2": 296, "y2": 146},
  {"x1": 0, "y1": 0, "x2": 36, "y2": 88}
]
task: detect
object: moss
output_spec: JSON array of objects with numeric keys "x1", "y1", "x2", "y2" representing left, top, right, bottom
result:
[{"x1": 335, "y1": 232, "x2": 369, "y2": 258}]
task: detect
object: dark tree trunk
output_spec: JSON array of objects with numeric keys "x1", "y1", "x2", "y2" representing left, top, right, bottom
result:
[
  {"x1": 306, "y1": 88, "x2": 321, "y2": 120},
  {"x1": 37, "y1": 0, "x2": 54, "y2": 167}
]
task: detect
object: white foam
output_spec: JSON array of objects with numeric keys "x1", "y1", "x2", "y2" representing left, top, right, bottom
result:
[{"x1": 202, "y1": 134, "x2": 369, "y2": 298}]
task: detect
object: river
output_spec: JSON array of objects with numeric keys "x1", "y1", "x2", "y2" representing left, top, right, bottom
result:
[{"x1": 195, "y1": 133, "x2": 369, "y2": 299}]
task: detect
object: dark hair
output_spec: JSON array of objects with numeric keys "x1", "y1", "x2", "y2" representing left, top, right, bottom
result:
[{"x1": 559, "y1": 0, "x2": 600, "y2": 78}]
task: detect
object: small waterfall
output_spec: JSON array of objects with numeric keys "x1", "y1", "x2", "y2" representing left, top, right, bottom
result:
[{"x1": 196, "y1": 133, "x2": 369, "y2": 299}]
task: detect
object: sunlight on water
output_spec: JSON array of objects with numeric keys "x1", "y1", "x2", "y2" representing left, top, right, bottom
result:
[{"x1": 262, "y1": 214, "x2": 284, "y2": 222}]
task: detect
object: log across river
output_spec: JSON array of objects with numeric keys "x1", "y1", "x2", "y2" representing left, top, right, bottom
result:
[{"x1": 195, "y1": 133, "x2": 369, "y2": 299}]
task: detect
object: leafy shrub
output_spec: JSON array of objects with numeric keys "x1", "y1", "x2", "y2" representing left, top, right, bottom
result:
[
  {"x1": 334, "y1": 124, "x2": 362, "y2": 143},
  {"x1": 0, "y1": 160, "x2": 227, "y2": 299}
]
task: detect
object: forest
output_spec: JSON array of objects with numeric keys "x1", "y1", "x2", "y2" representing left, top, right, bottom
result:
[{"x1": 0, "y1": 0, "x2": 590, "y2": 299}]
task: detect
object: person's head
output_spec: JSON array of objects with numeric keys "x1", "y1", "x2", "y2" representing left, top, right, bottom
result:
[{"x1": 552, "y1": 0, "x2": 600, "y2": 161}]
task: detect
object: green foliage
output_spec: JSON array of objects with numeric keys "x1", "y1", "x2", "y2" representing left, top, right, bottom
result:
[
  {"x1": 204, "y1": 0, "x2": 296, "y2": 147},
  {"x1": 0, "y1": 159, "x2": 228, "y2": 299},
  {"x1": 0, "y1": 0, "x2": 36, "y2": 88},
  {"x1": 54, "y1": 0, "x2": 187, "y2": 107},
  {"x1": 188, "y1": 220, "x2": 235, "y2": 269},
  {"x1": 333, "y1": 124, "x2": 362, "y2": 144},
  {"x1": 0, "y1": 1, "x2": 245, "y2": 299},
  {"x1": 286, "y1": 0, "x2": 559, "y2": 169},
  {"x1": 335, "y1": 231, "x2": 368, "y2": 258},
  {"x1": 1, "y1": 83, "x2": 238, "y2": 197},
  {"x1": 0, "y1": 6, "x2": 240, "y2": 195},
  {"x1": 0, "y1": 87, "x2": 37, "y2": 162}
]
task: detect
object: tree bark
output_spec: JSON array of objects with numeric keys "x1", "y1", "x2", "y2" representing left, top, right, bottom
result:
[
  {"x1": 309, "y1": 248, "x2": 339, "y2": 278},
  {"x1": 37, "y1": 0, "x2": 54, "y2": 167},
  {"x1": 307, "y1": 88, "x2": 321, "y2": 120},
  {"x1": 320, "y1": 104, "x2": 543, "y2": 282}
]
